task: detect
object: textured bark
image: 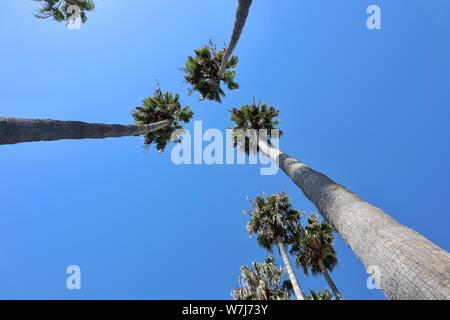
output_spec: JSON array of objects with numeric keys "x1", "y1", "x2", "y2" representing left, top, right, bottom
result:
[
  {"x1": 259, "y1": 140, "x2": 450, "y2": 300},
  {"x1": 277, "y1": 237, "x2": 304, "y2": 300},
  {"x1": 319, "y1": 260, "x2": 343, "y2": 300},
  {"x1": 218, "y1": 0, "x2": 253, "y2": 77},
  {"x1": 0, "y1": 118, "x2": 171, "y2": 145}
]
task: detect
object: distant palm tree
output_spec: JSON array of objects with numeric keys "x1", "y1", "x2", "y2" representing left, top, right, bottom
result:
[
  {"x1": 230, "y1": 100, "x2": 450, "y2": 300},
  {"x1": 306, "y1": 289, "x2": 333, "y2": 301},
  {"x1": 33, "y1": 0, "x2": 95, "y2": 25},
  {"x1": 290, "y1": 214, "x2": 343, "y2": 300},
  {"x1": 218, "y1": 0, "x2": 253, "y2": 77},
  {"x1": 183, "y1": 42, "x2": 239, "y2": 103},
  {"x1": 232, "y1": 257, "x2": 292, "y2": 300},
  {"x1": 1, "y1": 89, "x2": 192, "y2": 152},
  {"x1": 245, "y1": 192, "x2": 305, "y2": 300}
]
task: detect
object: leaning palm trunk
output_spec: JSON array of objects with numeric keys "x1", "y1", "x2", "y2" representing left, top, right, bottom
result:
[
  {"x1": 0, "y1": 118, "x2": 170, "y2": 145},
  {"x1": 217, "y1": 0, "x2": 253, "y2": 77},
  {"x1": 277, "y1": 236, "x2": 304, "y2": 300},
  {"x1": 259, "y1": 140, "x2": 450, "y2": 300},
  {"x1": 318, "y1": 260, "x2": 343, "y2": 300}
]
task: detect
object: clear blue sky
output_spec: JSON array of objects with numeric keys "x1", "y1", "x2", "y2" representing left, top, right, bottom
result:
[{"x1": 0, "y1": 0, "x2": 449, "y2": 299}]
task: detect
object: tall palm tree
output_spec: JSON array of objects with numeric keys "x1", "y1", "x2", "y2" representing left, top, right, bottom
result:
[
  {"x1": 0, "y1": 118, "x2": 169, "y2": 146},
  {"x1": 289, "y1": 214, "x2": 344, "y2": 300},
  {"x1": 218, "y1": 0, "x2": 253, "y2": 77},
  {"x1": 231, "y1": 100, "x2": 450, "y2": 300},
  {"x1": 33, "y1": 0, "x2": 95, "y2": 25},
  {"x1": 1, "y1": 89, "x2": 193, "y2": 152},
  {"x1": 183, "y1": 42, "x2": 239, "y2": 103},
  {"x1": 232, "y1": 257, "x2": 292, "y2": 300},
  {"x1": 245, "y1": 192, "x2": 305, "y2": 300},
  {"x1": 306, "y1": 289, "x2": 333, "y2": 301}
]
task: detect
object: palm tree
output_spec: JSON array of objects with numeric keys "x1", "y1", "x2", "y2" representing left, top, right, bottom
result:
[
  {"x1": 183, "y1": 42, "x2": 239, "y2": 103},
  {"x1": 245, "y1": 192, "x2": 305, "y2": 300},
  {"x1": 218, "y1": 0, "x2": 253, "y2": 77},
  {"x1": 33, "y1": 0, "x2": 95, "y2": 25},
  {"x1": 0, "y1": 118, "x2": 169, "y2": 146},
  {"x1": 231, "y1": 100, "x2": 450, "y2": 300},
  {"x1": 1, "y1": 89, "x2": 193, "y2": 152},
  {"x1": 232, "y1": 257, "x2": 292, "y2": 300},
  {"x1": 289, "y1": 214, "x2": 343, "y2": 300},
  {"x1": 306, "y1": 289, "x2": 333, "y2": 301}
]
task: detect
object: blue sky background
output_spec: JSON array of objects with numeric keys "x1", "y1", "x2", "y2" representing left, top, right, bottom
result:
[{"x1": 0, "y1": 0, "x2": 449, "y2": 299}]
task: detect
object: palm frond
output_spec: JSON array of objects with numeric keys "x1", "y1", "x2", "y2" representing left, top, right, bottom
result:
[
  {"x1": 306, "y1": 289, "x2": 333, "y2": 300},
  {"x1": 183, "y1": 41, "x2": 239, "y2": 103},
  {"x1": 230, "y1": 99, "x2": 283, "y2": 155},
  {"x1": 232, "y1": 257, "x2": 292, "y2": 300},
  {"x1": 33, "y1": 0, "x2": 95, "y2": 24},
  {"x1": 131, "y1": 87, "x2": 193, "y2": 152},
  {"x1": 289, "y1": 214, "x2": 338, "y2": 275}
]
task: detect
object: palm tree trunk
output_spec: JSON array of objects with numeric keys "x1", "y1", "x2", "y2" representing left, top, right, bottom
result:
[
  {"x1": 318, "y1": 259, "x2": 343, "y2": 300},
  {"x1": 277, "y1": 236, "x2": 304, "y2": 300},
  {"x1": 259, "y1": 140, "x2": 450, "y2": 300},
  {"x1": 0, "y1": 117, "x2": 171, "y2": 145},
  {"x1": 217, "y1": 0, "x2": 253, "y2": 77}
]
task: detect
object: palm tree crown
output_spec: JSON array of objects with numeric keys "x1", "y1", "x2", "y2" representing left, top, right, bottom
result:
[
  {"x1": 33, "y1": 0, "x2": 95, "y2": 23},
  {"x1": 230, "y1": 100, "x2": 282, "y2": 154},
  {"x1": 246, "y1": 192, "x2": 301, "y2": 251},
  {"x1": 183, "y1": 42, "x2": 239, "y2": 103},
  {"x1": 306, "y1": 289, "x2": 333, "y2": 300},
  {"x1": 232, "y1": 257, "x2": 292, "y2": 300},
  {"x1": 132, "y1": 88, "x2": 193, "y2": 152},
  {"x1": 289, "y1": 214, "x2": 337, "y2": 276}
]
